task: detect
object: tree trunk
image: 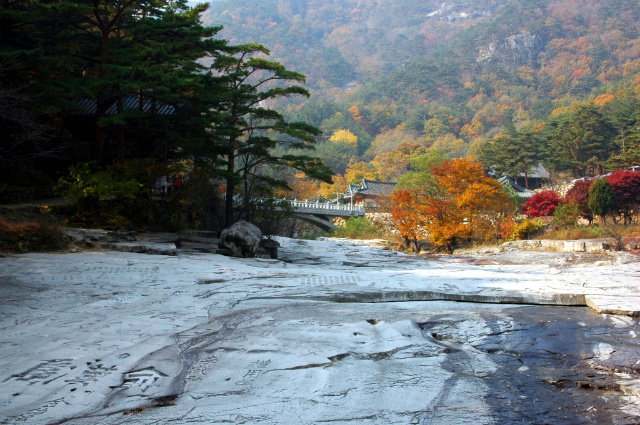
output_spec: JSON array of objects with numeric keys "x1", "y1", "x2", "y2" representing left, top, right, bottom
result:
[
  {"x1": 116, "y1": 97, "x2": 125, "y2": 163},
  {"x1": 412, "y1": 238, "x2": 420, "y2": 253},
  {"x1": 225, "y1": 181, "x2": 235, "y2": 228},
  {"x1": 95, "y1": 101, "x2": 107, "y2": 165},
  {"x1": 225, "y1": 136, "x2": 237, "y2": 227},
  {"x1": 95, "y1": 27, "x2": 110, "y2": 166}
]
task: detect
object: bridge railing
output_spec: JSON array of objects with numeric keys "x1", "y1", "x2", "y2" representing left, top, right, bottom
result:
[
  {"x1": 289, "y1": 199, "x2": 365, "y2": 214},
  {"x1": 251, "y1": 197, "x2": 365, "y2": 216}
]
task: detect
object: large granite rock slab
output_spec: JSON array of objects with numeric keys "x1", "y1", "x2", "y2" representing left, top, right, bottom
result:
[{"x1": 1, "y1": 238, "x2": 640, "y2": 425}]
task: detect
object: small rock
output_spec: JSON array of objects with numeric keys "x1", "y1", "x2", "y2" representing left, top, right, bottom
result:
[
  {"x1": 259, "y1": 238, "x2": 280, "y2": 259},
  {"x1": 145, "y1": 243, "x2": 177, "y2": 256}
]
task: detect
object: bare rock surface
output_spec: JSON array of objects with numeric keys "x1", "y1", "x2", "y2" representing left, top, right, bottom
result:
[{"x1": 0, "y1": 237, "x2": 639, "y2": 424}]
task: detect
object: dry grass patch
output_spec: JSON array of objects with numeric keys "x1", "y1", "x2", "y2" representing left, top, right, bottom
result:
[{"x1": 0, "y1": 217, "x2": 68, "y2": 253}]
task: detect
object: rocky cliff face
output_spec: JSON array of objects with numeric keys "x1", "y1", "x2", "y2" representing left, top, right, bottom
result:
[
  {"x1": 426, "y1": 1, "x2": 497, "y2": 23},
  {"x1": 477, "y1": 32, "x2": 544, "y2": 68}
]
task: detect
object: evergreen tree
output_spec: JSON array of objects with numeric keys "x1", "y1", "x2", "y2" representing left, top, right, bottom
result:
[
  {"x1": 606, "y1": 94, "x2": 640, "y2": 169},
  {"x1": 480, "y1": 126, "x2": 545, "y2": 189},
  {"x1": 209, "y1": 43, "x2": 333, "y2": 226},
  {"x1": 1, "y1": 0, "x2": 226, "y2": 166},
  {"x1": 546, "y1": 104, "x2": 616, "y2": 178},
  {"x1": 0, "y1": 0, "x2": 70, "y2": 169},
  {"x1": 588, "y1": 178, "x2": 617, "y2": 224}
]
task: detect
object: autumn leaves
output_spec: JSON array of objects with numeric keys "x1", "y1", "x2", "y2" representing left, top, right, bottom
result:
[{"x1": 391, "y1": 158, "x2": 511, "y2": 252}]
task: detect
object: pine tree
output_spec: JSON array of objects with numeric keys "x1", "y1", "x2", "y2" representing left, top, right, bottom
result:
[
  {"x1": 0, "y1": 0, "x2": 71, "y2": 168},
  {"x1": 208, "y1": 43, "x2": 333, "y2": 226},
  {"x1": 480, "y1": 127, "x2": 546, "y2": 189},
  {"x1": 547, "y1": 104, "x2": 616, "y2": 177},
  {"x1": 2, "y1": 0, "x2": 226, "y2": 166}
]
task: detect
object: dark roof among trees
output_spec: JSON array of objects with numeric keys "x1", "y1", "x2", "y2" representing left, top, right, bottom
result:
[
  {"x1": 497, "y1": 176, "x2": 535, "y2": 198},
  {"x1": 69, "y1": 95, "x2": 176, "y2": 116},
  {"x1": 357, "y1": 179, "x2": 397, "y2": 196}
]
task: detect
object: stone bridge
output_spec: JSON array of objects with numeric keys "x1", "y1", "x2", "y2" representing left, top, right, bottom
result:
[{"x1": 279, "y1": 199, "x2": 365, "y2": 231}]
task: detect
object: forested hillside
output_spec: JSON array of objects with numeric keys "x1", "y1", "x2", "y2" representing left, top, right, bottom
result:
[
  {"x1": 3, "y1": 0, "x2": 640, "y2": 238},
  {"x1": 202, "y1": 0, "x2": 640, "y2": 198},
  {"x1": 202, "y1": 0, "x2": 507, "y2": 89}
]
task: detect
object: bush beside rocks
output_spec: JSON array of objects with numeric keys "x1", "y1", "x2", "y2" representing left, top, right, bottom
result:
[{"x1": 0, "y1": 218, "x2": 69, "y2": 253}]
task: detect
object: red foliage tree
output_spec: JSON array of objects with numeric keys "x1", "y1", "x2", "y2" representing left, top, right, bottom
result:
[
  {"x1": 565, "y1": 179, "x2": 594, "y2": 223},
  {"x1": 607, "y1": 170, "x2": 640, "y2": 224},
  {"x1": 522, "y1": 190, "x2": 561, "y2": 217}
]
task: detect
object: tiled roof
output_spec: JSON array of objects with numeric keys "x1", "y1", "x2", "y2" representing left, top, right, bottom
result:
[
  {"x1": 497, "y1": 176, "x2": 535, "y2": 198},
  {"x1": 67, "y1": 95, "x2": 176, "y2": 116},
  {"x1": 518, "y1": 163, "x2": 550, "y2": 179},
  {"x1": 357, "y1": 179, "x2": 397, "y2": 196}
]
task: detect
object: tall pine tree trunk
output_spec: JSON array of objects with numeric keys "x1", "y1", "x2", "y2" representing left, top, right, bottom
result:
[
  {"x1": 95, "y1": 29, "x2": 110, "y2": 166},
  {"x1": 116, "y1": 97, "x2": 125, "y2": 163},
  {"x1": 224, "y1": 136, "x2": 237, "y2": 227},
  {"x1": 95, "y1": 100, "x2": 107, "y2": 165}
]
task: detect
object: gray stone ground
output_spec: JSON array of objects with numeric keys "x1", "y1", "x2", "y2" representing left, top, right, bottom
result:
[{"x1": 0, "y1": 237, "x2": 639, "y2": 424}]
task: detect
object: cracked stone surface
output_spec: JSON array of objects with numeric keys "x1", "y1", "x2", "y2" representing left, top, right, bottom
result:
[{"x1": 0, "y1": 237, "x2": 639, "y2": 424}]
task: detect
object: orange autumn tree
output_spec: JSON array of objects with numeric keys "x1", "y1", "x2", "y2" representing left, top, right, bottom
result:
[
  {"x1": 390, "y1": 189, "x2": 427, "y2": 252},
  {"x1": 319, "y1": 174, "x2": 348, "y2": 200},
  {"x1": 391, "y1": 158, "x2": 512, "y2": 252},
  {"x1": 427, "y1": 158, "x2": 512, "y2": 250},
  {"x1": 277, "y1": 171, "x2": 320, "y2": 200}
]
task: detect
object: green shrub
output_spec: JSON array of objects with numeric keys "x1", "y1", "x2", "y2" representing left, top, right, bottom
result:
[
  {"x1": 331, "y1": 217, "x2": 381, "y2": 239},
  {"x1": 55, "y1": 162, "x2": 144, "y2": 229},
  {"x1": 553, "y1": 201, "x2": 581, "y2": 228},
  {"x1": 509, "y1": 219, "x2": 544, "y2": 240},
  {"x1": 588, "y1": 178, "x2": 617, "y2": 223}
]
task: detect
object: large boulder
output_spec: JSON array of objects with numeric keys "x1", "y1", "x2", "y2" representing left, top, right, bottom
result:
[{"x1": 219, "y1": 221, "x2": 263, "y2": 258}]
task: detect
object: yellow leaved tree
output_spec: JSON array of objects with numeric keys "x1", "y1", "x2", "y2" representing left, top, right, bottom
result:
[{"x1": 329, "y1": 129, "x2": 358, "y2": 147}]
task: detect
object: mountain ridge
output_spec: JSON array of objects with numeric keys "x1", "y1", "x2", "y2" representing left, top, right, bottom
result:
[{"x1": 200, "y1": 0, "x2": 640, "y2": 180}]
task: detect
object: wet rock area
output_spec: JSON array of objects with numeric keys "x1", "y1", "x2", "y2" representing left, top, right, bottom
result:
[
  {"x1": 0, "y1": 236, "x2": 639, "y2": 424},
  {"x1": 418, "y1": 307, "x2": 640, "y2": 425}
]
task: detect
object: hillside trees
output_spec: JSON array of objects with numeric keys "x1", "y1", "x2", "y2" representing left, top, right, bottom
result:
[
  {"x1": 365, "y1": 125, "x2": 420, "y2": 158},
  {"x1": 546, "y1": 104, "x2": 616, "y2": 177},
  {"x1": 370, "y1": 142, "x2": 427, "y2": 181},
  {"x1": 395, "y1": 149, "x2": 449, "y2": 192},
  {"x1": 209, "y1": 0, "x2": 640, "y2": 181},
  {"x1": 480, "y1": 126, "x2": 546, "y2": 189}
]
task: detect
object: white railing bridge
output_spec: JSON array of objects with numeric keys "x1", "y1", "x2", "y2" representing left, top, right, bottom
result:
[{"x1": 273, "y1": 199, "x2": 365, "y2": 231}]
